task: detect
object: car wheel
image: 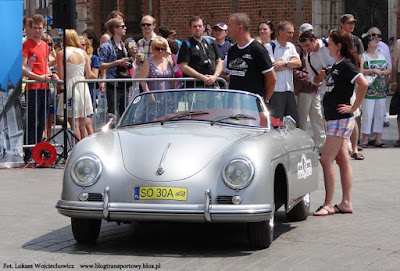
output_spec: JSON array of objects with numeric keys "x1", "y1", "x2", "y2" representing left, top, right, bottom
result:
[
  {"x1": 71, "y1": 218, "x2": 101, "y2": 243},
  {"x1": 286, "y1": 193, "x2": 310, "y2": 222},
  {"x1": 247, "y1": 213, "x2": 274, "y2": 249}
]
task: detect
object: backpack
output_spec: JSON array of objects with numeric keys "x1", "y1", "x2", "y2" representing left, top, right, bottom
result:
[{"x1": 269, "y1": 41, "x2": 276, "y2": 54}]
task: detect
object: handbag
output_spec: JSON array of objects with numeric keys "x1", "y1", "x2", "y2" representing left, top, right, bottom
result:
[{"x1": 389, "y1": 91, "x2": 400, "y2": 115}]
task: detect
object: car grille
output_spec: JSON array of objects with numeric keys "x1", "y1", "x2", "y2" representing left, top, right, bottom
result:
[
  {"x1": 87, "y1": 193, "x2": 103, "y2": 202},
  {"x1": 216, "y1": 196, "x2": 233, "y2": 204}
]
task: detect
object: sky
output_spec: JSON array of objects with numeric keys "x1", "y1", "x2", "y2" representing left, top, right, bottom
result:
[{"x1": 0, "y1": 0, "x2": 23, "y2": 91}]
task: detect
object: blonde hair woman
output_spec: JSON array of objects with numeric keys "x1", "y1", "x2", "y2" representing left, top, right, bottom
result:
[
  {"x1": 80, "y1": 35, "x2": 100, "y2": 135},
  {"x1": 56, "y1": 29, "x2": 97, "y2": 140},
  {"x1": 139, "y1": 37, "x2": 175, "y2": 120},
  {"x1": 139, "y1": 37, "x2": 174, "y2": 91}
]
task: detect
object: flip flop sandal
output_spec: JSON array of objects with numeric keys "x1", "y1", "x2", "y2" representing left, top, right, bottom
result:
[
  {"x1": 334, "y1": 204, "x2": 353, "y2": 214},
  {"x1": 314, "y1": 205, "x2": 334, "y2": 216},
  {"x1": 360, "y1": 144, "x2": 368, "y2": 148},
  {"x1": 351, "y1": 153, "x2": 364, "y2": 160},
  {"x1": 375, "y1": 143, "x2": 386, "y2": 148}
]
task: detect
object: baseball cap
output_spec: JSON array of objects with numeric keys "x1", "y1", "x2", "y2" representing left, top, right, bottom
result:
[
  {"x1": 299, "y1": 23, "x2": 313, "y2": 33},
  {"x1": 213, "y1": 23, "x2": 227, "y2": 31},
  {"x1": 340, "y1": 14, "x2": 357, "y2": 24}
]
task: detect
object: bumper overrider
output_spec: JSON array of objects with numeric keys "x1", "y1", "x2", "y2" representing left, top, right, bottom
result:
[{"x1": 56, "y1": 187, "x2": 273, "y2": 223}]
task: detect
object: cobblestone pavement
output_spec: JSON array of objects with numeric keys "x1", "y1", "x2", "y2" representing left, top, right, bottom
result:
[{"x1": 1, "y1": 114, "x2": 399, "y2": 271}]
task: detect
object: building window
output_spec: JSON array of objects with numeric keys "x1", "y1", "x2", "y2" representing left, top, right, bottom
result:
[
  {"x1": 100, "y1": 0, "x2": 118, "y2": 34},
  {"x1": 125, "y1": 0, "x2": 142, "y2": 37},
  {"x1": 36, "y1": 0, "x2": 48, "y2": 9}
]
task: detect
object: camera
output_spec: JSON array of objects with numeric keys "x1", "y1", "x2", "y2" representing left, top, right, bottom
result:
[
  {"x1": 203, "y1": 58, "x2": 212, "y2": 67},
  {"x1": 126, "y1": 58, "x2": 133, "y2": 69}
]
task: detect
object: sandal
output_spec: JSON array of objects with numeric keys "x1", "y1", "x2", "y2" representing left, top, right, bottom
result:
[
  {"x1": 314, "y1": 206, "x2": 334, "y2": 216},
  {"x1": 375, "y1": 143, "x2": 386, "y2": 148},
  {"x1": 360, "y1": 144, "x2": 368, "y2": 149},
  {"x1": 351, "y1": 153, "x2": 364, "y2": 160}
]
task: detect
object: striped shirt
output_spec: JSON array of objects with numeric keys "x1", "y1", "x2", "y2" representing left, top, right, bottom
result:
[{"x1": 305, "y1": 39, "x2": 336, "y2": 93}]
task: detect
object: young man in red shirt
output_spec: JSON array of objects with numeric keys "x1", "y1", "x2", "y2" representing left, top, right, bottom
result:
[{"x1": 22, "y1": 14, "x2": 58, "y2": 161}]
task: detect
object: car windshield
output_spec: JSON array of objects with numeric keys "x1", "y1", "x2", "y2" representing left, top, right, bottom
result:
[{"x1": 119, "y1": 89, "x2": 269, "y2": 128}]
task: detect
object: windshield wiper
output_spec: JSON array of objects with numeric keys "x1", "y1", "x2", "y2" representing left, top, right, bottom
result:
[
  {"x1": 211, "y1": 113, "x2": 256, "y2": 125},
  {"x1": 161, "y1": 111, "x2": 210, "y2": 124}
]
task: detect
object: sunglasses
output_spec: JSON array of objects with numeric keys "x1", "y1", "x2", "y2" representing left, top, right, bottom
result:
[
  {"x1": 118, "y1": 25, "x2": 127, "y2": 28},
  {"x1": 141, "y1": 23, "x2": 152, "y2": 27},
  {"x1": 48, "y1": 42, "x2": 53, "y2": 46},
  {"x1": 371, "y1": 33, "x2": 381, "y2": 38},
  {"x1": 154, "y1": 47, "x2": 166, "y2": 52},
  {"x1": 261, "y1": 20, "x2": 271, "y2": 24}
]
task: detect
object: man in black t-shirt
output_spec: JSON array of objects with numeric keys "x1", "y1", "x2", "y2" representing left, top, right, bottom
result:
[
  {"x1": 178, "y1": 16, "x2": 223, "y2": 88},
  {"x1": 226, "y1": 13, "x2": 276, "y2": 101}
]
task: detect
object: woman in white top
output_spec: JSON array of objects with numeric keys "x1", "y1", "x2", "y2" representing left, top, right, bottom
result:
[
  {"x1": 56, "y1": 29, "x2": 97, "y2": 140},
  {"x1": 360, "y1": 35, "x2": 391, "y2": 148}
]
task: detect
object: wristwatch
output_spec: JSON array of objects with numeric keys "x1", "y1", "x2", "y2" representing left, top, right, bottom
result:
[{"x1": 285, "y1": 61, "x2": 288, "y2": 66}]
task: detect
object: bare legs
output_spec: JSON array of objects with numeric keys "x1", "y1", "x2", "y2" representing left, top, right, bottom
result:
[
  {"x1": 350, "y1": 121, "x2": 359, "y2": 155},
  {"x1": 314, "y1": 135, "x2": 353, "y2": 215}
]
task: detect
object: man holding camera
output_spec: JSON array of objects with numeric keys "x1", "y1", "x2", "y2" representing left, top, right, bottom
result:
[
  {"x1": 298, "y1": 30, "x2": 335, "y2": 153},
  {"x1": 178, "y1": 16, "x2": 223, "y2": 88},
  {"x1": 99, "y1": 17, "x2": 131, "y2": 116}
]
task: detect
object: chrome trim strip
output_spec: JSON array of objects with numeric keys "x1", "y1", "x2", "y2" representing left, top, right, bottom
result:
[
  {"x1": 157, "y1": 143, "x2": 171, "y2": 175},
  {"x1": 56, "y1": 200, "x2": 272, "y2": 219},
  {"x1": 287, "y1": 193, "x2": 310, "y2": 212},
  {"x1": 103, "y1": 186, "x2": 110, "y2": 219},
  {"x1": 204, "y1": 189, "x2": 212, "y2": 222}
]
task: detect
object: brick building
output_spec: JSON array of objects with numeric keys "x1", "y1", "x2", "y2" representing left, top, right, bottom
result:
[{"x1": 23, "y1": 0, "x2": 400, "y2": 44}]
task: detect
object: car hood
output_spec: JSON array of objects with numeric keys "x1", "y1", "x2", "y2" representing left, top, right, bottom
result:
[{"x1": 118, "y1": 123, "x2": 258, "y2": 181}]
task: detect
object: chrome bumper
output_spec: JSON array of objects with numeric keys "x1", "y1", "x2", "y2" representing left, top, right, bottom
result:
[{"x1": 56, "y1": 187, "x2": 273, "y2": 223}]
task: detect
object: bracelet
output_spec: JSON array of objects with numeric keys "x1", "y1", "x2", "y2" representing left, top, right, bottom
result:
[
  {"x1": 214, "y1": 72, "x2": 220, "y2": 77},
  {"x1": 392, "y1": 82, "x2": 398, "y2": 85}
]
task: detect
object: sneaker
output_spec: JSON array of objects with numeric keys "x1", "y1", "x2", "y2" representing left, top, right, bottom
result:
[{"x1": 384, "y1": 121, "x2": 390, "y2": 127}]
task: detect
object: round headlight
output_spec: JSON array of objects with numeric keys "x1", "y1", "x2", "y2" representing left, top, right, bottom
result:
[
  {"x1": 222, "y1": 157, "x2": 254, "y2": 190},
  {"x1": 71, "y1": 154, "x2": 102, "y2": 187}
]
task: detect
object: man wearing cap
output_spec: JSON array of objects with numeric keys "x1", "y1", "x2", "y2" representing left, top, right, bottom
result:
[
  {"x1": 178, "y1": 15, "x2": 223, "y2": 87},
  {"x1": 340, "y1": 14, "x2": 364, "y2": 69},
  {"x1": 340, "y1": 13, "x2": 364, "y2": 159},
  {"x1": 227, "y1": 13, "x2": 276, "y2": 101},
  {"x1": 266, "y1": 21, "x2": 301, "y2": 124},
  {"x1": 212, "y1": 23, "x2": 231, "y2": 60}
]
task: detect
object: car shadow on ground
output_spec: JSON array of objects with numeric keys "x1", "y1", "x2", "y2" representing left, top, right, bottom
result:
[{"x1": 22, "y1": 211, "x2": 296, "y2": 256}]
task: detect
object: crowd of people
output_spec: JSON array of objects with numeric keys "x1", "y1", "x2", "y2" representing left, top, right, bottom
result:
[{"x1": 22, "y1": 11, "x2": 400, "y2": 215}]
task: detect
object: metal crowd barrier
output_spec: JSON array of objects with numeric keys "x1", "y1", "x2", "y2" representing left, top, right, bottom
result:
[{"x1": 22, "y1": 77, "x2": 228, "y2": 151}]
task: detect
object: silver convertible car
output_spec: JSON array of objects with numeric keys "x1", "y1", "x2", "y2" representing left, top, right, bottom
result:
[{"x1": 56, "y1": 88, "x2": 319, "y2": 249}]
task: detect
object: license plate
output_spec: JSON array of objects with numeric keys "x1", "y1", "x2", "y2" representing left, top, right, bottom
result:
[{"x1": 134, "y1": 186, "x2": 187, "y2": 201}]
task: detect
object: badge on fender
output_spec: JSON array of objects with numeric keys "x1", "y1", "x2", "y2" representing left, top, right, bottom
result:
[{"x1": 297, "y1": 154, "x2": 312, "y2": 179}]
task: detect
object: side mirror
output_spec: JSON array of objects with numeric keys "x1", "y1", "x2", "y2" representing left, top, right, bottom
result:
[
  {"x1": 101, "y1": 113, "x2": 117, "y2": 132},
  {"x1": 283, "y1": 115, "x2": 296, "y2": 134}
]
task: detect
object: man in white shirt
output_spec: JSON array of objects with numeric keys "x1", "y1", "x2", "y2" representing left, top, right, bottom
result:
[{"x1": 266, "y1": 21, "x2": 301, "y2": 124}]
